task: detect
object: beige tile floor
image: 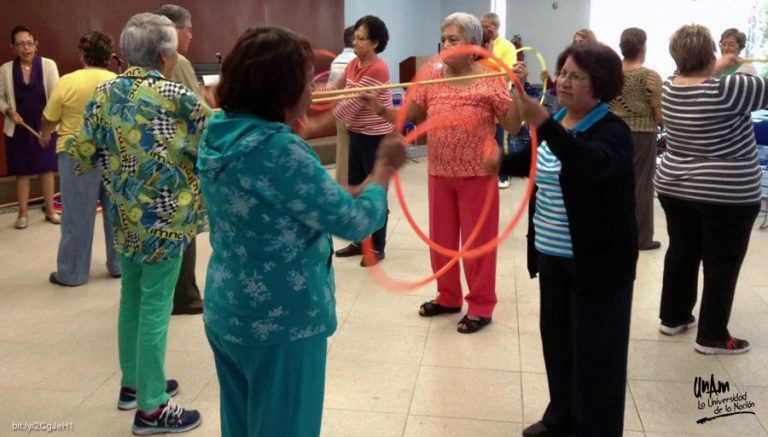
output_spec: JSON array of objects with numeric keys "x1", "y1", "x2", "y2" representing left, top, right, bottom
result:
[{"x1": 1, "y1": 160, "x2": 768, "y2": 436}]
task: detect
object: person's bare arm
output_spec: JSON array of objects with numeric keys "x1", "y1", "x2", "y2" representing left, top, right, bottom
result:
[
  {"x1": 359, "y1": 92, "x2": 427, "y2": 125},
  {"x1": 39, "y1": 116, "x2": 58, "y2": 148}
]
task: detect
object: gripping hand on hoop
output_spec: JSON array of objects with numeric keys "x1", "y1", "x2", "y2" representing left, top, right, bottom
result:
[
  {"x1": 348, "y1": 133, "x2": 407, "y2": 197},
  {"x1": 512, "y1": 62, "x2": 529, "y2": 85},
  {"x1": 5, "y1": 108, "x2": 23, "y2": 125},
  {"x1": 513, "y1": 86, "x2": 549, "y2": 128},
  {"x1": 359, "y1": 92, "x2": 393, "y2": 122}
]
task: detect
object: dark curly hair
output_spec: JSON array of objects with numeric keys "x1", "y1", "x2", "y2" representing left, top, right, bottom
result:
[
  {"x1": 217, "y1": 26, "x2": 314, "y2": 122},
  {"x1": 11, "y1": 25, "x2": 34, "y2": 44},
  {"x1": 79, "y1": 31, "x2": 114, "y2": 68},
  {"x1": 354, "y1": 15, "x2": 388, "y2": 53},
  {"x1": 556, "y1": 42, "x2": 623, "y2": 102}
]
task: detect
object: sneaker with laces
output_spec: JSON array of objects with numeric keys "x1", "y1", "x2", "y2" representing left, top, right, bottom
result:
[
  {"x1": 694, "y1": 337, "x2": 750, "y2": 355},
  {"x1": 498, "y1": 179, "x2": 510, "y2": 189},
  {"x1": 132, "y1": 400, "x2": 201, "y2": 435},
  {"x1": 118, "y1": 379, "x2": 180, "y2": 410},
  {"x1": 659, "y1": 315, "x2": 697, "y2": 336}
]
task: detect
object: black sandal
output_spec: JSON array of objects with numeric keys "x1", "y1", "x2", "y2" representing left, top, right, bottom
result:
[
  {"x1": 419, "y1": 300, "x2": 461, "y2": 317},
  {"x1": 457, "y1": 315, "x2": 492, "y2": 334}
]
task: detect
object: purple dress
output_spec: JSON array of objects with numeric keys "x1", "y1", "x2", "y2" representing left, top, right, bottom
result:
[{"x1": 4, "y1": 55, "x2": 57, "y2": 175}]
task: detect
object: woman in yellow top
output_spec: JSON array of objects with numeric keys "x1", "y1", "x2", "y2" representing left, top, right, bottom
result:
[{"x1": 41, "y1": 31, "x2": 121, "y2": 286}]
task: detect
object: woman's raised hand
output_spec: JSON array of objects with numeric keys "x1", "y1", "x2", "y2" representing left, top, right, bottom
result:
[{"x1": 513, "y1": 87, "x2": 549, "y2": 128}]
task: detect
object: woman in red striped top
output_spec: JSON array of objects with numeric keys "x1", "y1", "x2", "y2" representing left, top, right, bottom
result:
[{"x1": 312, "y1": 15, "x2": 394, "y2": 267}]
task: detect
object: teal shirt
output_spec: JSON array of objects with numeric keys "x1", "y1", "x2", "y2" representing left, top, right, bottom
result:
[{"x1": 199, "y1": 111, "x2": 388, "y2": 345}]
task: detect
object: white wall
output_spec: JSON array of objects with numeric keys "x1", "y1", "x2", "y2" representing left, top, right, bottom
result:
[
  {"x1": 590, "y1": 0, "x2": 760, "y2": 78},
  {"x1": 506, "y1": 0, "x2": 590, "y2": 83},
  {"x1": 441, "y1": 0, "x2": 490, "y2": 21}
]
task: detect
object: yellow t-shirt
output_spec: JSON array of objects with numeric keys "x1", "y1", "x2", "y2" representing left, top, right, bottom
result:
[
  {"x1": 43, "y1": 68, "x2": 116, "y2": 153},
  {"x1": 491, "y1": 36, "x2": 516, "y2": 70}
]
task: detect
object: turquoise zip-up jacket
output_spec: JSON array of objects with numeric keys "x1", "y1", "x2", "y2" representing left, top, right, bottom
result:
[{"x1": 198, "y1": 111, "x2": 387, "y2": 345}]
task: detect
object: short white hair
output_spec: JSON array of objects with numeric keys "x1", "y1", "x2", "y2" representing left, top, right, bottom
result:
[
  {"x1": 441, "y1": 12, "x2": 483, "y2": 46},
  {"x1": 120, "y1": 13, "x2": 178, "y2": 69}
]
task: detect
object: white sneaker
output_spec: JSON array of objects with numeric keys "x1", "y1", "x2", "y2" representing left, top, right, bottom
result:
[
  {"x1": 659, "y1": 315, "x2": 697, "y2": 335},
  {"x1": 498, "y1": 180, "x2": 510, "y2": 189}
]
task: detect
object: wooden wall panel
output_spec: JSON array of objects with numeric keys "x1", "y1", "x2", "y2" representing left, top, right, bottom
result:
[
  {"x1": 0, "y1": 0, "x2": 342, "y2": 74},
  {"x1": 0, "y1": 0, "x2": 343, "y2": 176}
]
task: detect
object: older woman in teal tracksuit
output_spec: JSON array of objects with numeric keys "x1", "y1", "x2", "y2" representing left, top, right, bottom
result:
[{"x1": 198, "y1": 26, "x2": 406, "y2": 437}]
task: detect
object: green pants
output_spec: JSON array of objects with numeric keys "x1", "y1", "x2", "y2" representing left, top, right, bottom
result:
[
  {"x1": 206, "y1": 328, "x2": 327, "y2": 437},
  {"x1": 118, "y1": 255, "x2": 182, "y2": 411}
]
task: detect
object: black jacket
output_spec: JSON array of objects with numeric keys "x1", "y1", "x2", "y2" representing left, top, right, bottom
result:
[{"x1": 501, "y1": 112, "x2": 638, "y2": 295}]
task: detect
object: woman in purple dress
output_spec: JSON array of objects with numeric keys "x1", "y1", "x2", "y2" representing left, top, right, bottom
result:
[{"x1": 0, "y1": 25, "x2": 59, "y2": 229}]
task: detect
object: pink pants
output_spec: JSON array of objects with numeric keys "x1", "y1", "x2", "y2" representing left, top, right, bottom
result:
[{"x1": 429, "y1": 174, "x2": 499, "y2": 318}]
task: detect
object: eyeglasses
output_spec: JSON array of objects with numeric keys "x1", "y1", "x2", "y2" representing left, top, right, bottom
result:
[
  {"x1": 354, "y1": 36, "x2": 370, "y2": 42},
  {"x1": 719, "y1": 42, "x2": 739, "y2": 49},
  {"x1": 14, "y1": 41, "x2": 36, "y2": 48},
  {"x1": 556, "y1": 70, "x2": 588, "y2": 82}
]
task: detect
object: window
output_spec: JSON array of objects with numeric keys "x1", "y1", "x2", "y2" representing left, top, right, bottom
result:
[{"x1": 590, "y1": 0, "x2": 763, "y2": 77}]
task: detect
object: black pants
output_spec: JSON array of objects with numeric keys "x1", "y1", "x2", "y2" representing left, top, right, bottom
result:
[
  {"x1": 173, "y1": 237, "x2": 201, "y2": 307},
  {"x1": 495, "y1": 125, "x2": 509, "y2": 182},
  {"x1": 658, "y1": 195, "x2": 758, "y2": 343},
  {"x1": 631, "y1": 131, "x2": 657, "y2": 248},
  {"x1": 348, "y1": 131, "x2": 388, "y2": 252},
  {"x1": 537, "y1": 253, "x2": 632, "y2": 437}
]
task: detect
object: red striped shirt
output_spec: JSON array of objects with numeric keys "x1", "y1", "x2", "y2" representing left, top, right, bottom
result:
[{"x1": 330, "y1": 58, "x2": 394, "y2": 136}]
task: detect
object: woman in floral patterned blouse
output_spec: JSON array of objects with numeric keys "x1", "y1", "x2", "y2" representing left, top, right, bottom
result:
[{"x1": 364, "y1": 12, "x2": 523, "y2": 334}]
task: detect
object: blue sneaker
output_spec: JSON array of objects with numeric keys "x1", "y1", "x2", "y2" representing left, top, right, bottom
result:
[
  {"x1": 117, "y1": 379, "x2": 180, "y2": 410},
  {"x1": 132, "y1": 400, "x2": 201, "y2": 435}
]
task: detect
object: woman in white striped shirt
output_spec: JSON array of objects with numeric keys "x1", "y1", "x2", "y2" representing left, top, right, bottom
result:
[
  {"x1": 656, "y1": 24, "x2": 765, "y2": 355},
  {"x1": 492, "y1": 42, "x2": 637, "y2": 437}
]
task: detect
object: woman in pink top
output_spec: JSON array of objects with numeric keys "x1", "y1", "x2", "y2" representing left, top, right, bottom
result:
[{"x1": 365, "y1": 12, "x2": 523, "y2": 333}]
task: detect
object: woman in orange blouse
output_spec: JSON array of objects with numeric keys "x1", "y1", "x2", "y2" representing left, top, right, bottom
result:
[{"x1": 365, "y1": 12, "x2": 522, "y2": 333}]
